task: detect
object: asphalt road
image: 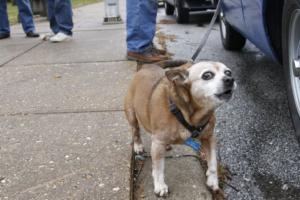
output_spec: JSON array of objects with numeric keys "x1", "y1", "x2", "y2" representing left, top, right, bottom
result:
[{"x1": 157, "y1": 8, "x2": 300, "y2": 200}]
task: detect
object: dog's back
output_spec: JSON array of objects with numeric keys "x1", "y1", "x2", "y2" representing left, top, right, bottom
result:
[
  {"x1": 124, "y1": 65, "x2": 165, "y2": 132},
  {"x1": 124, "y1": 60, "x2": 191, "y2": 133}
]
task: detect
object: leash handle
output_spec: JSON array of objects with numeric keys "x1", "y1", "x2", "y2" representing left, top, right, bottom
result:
[{"x1": 191, "y1": 0, "x2": 222, "y2": 62}]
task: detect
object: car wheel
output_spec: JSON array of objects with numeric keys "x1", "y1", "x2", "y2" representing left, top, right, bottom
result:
[
  {"x1": 174, "y1": 0, "x2": 189, "y2": 24},
  {"x1": 282, "y1": 0, "x2": 300, "y2": 142},
  {"x1": 165, "y1": 1, "x2": 175, "y2": 15},
  {"x1": 219, "y1": 11, "x2": 246, "y2": 51}
]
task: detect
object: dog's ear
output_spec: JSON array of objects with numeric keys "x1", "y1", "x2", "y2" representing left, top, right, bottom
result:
[{"x1": 165, "y1": 69, "x2": 189, "y2": 85}]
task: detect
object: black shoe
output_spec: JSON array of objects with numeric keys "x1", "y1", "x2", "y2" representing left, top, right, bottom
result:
[
  {"x1": 0, "y1": 33, "x2": 10, "y2": 40},
  {"x1": 26, "y1": 31, "x2": 40, "y2": 38}
]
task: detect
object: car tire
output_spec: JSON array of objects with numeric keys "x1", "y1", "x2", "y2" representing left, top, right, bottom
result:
[
  {"x1": 219, "y1": 11, "x2": 246, "y2": 51},
  {"x1": 165, "y1": 1, "x2": 175, "y2": 15},
  {"x1": 175, "y1": 0, "x2": 189, "y2": 24},
  {"x1": 282, "y1": 0, "x2": 300, "y2": 142}
]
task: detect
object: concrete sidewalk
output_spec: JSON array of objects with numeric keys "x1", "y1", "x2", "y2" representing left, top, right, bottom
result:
[{"x1": 0, "y1": 1, "x2": 212, "y2": 200}]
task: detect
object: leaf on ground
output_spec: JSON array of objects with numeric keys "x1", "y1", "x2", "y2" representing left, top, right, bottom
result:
[{"x1": 54, "y1": 75, "x2": 62, "y2": 79}]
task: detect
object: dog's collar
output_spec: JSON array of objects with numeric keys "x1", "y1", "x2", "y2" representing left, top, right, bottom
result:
[
  {"x1": 169, "y1": 98, "x2": 210, "y2": 151},
  {"x1": 169, "y1": 98, "x2": 209, "y2": 138}
]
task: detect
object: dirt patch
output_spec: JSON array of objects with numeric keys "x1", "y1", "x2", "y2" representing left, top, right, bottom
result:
[
  {"x1": 155, "y1": 29, "x2": 176, "y2": 58},
  {"x1": 132, "y1": 158, "x2": 146, "y2": 200},
  {"x1": 158, "y1": 19, "x2": 177, "y2": 25}
]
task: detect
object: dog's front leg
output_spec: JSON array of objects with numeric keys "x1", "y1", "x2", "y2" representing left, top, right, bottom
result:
[
  {"x1": 202, "y1": 136, "x2": 219, "y2": 191},
  {"x1": 151, "y1": 138, "x2": 168, "y2": 197}
]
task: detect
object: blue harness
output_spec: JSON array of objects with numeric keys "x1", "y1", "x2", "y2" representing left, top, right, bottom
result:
[{"x1": 169, "y1": 99, "x2": 210, "y2": 152}]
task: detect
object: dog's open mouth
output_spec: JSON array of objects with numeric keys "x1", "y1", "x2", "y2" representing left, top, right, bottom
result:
[{"x1": 215, "y1": 89, "x2": 233, "y2": 100}]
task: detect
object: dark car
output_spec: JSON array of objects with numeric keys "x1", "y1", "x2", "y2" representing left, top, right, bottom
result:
[
  {"x1": 164, "y1": 0, "x2": 218, "y2": 23},
  {"x1": 219, "y1": 0, "x2": 300, "y2": 141}
]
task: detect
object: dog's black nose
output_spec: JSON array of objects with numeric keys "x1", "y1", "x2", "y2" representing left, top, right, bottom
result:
[{"x1": 223, "y1": 77, "x2": 234, "y2": 87}]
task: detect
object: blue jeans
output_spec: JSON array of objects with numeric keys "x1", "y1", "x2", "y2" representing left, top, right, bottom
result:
[
  {"x1": 126, "y1": 0, "x2": 157, "y2": 53},
  {"x1": 47, "y1": 0, "x2": 73, "y2": 36},
  {"x1": 0, "y1": 0, "x2": 35, "y2": 34}
]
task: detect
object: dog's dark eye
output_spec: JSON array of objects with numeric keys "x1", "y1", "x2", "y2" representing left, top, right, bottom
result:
[
  {"x1": 225, "y1": 70, "x2": 232, "y2": 77},
  {"x1": 202, "y1": 72, "x2": 214, "y2": 80}
]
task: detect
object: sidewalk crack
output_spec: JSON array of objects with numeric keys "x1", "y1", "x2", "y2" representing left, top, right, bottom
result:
[{"x1": 0, "y1": 41, "x2": 44, "y2": 68}]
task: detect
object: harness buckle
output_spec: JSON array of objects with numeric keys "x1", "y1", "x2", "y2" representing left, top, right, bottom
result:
[
  {"x1": 169, "y1": 103, "x2": 180, "y2": 115},
  {"x1": 191, "y1": 130, "x2": 201, "y2": 138}
]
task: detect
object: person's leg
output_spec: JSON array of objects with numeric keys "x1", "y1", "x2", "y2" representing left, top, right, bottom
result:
[
  {"x1": 47, "y1": 0, "x2": 59, "y2": 34},
  {"x1": 126, "y1": 0, "x2": 157, "y2": 53},
  {"x1": 126, "y1": 0, "x2": 142, "y2": 53},
  {"x1": 139, "y1": 0, "x2": 158, "y2": 51},
  {"x1": 16, "y1": 0, "x2": 35, "y2": 34},
  {"x1": 126, "y1": 0, "x2": 166, "y2": 62},
  {"x1": 0, "y1": 0, "x2": 10, "y2": 35},
  {"x1": 54, "y1": 0, "x2": 73, "y2": 36}
]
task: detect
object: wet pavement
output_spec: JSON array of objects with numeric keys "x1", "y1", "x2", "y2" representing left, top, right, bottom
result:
[{"x1": 157, "y1": 8, "x2": 300, "y2": 200}]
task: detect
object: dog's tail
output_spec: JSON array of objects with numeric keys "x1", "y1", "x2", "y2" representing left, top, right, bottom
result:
[{"x1": 156, "y1": 59, "x2": 192, "y2": 69}]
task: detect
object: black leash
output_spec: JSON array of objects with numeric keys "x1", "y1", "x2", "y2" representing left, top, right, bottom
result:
[
  {"x1": 191, "y1": 0, "x2": 222, "y2": 62},
  {"x1": 169, "y1": 1, "x2": 222, "y2": 134}
]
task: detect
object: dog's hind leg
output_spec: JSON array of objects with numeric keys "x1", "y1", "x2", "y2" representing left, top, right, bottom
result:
[
  {"x1": 124, "y1": 99, "x2": 144, "y2": 154},
  {"x1": 151, "y1": 137, "x2": 168, "y2": 197}
]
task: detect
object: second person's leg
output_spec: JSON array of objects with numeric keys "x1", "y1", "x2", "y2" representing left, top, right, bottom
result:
[
  {"x1": 16, "y1": 0, "x2": 38, "y2": 36},
  {"x1": 54, "y1": 0, "x2": 73, "y2": 36},
  {"x1": 0, "y1": 0, "x2": 10, "y2": 39},
  {"x1": 48, "y1": 0, "x2": 73, "y2": 42},
  {"x1": 47, "y1": 0, "x2": 59, "y2": 34}
]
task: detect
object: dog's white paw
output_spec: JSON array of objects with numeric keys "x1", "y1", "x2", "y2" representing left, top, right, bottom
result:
[
  {"x1": 154, "y1": 183, "x2": 169, "y2": 197},
  {"x1": 206, "y1": 169, "x2": 211, "y2": 176},
  {"x1": 206, "y1": 172, "x2": 219, "y2": 191},
  {"x1": 134, "y1": 143, "x2": 144, "y2": 154}
]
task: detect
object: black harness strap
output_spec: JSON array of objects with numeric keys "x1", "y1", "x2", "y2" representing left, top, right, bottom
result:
[{"x1": 169, "y1": 99, "x2": 209, "y2": 138}]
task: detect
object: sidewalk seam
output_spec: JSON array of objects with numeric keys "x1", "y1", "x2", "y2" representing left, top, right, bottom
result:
[
  {"x1": 10, "y1": 28, "x2": 125, "y2": 37},
  {"x1": 0, "y1": 41, "x2": 44, "y2": 68},
  {"x1": 0, "y1": 109, "x2": 124, "y2": 117},
  {"x1": 2, "y1": 59, "x2": 130, "y2": 68}
]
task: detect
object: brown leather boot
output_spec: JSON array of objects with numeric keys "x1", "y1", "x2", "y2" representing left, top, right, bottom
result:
[
  {"x1": 127, "y1": 51, "x2": 168, "y2": 63},
  {"x1": 150, "y1": 43, "x2": 167, "y2": 55},
  {"x1": 152, "y1": 47, "x2": 167, "y2": 55}
]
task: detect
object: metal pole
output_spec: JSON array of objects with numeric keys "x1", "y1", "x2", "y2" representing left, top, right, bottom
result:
[{"x1": 103, "y1": 0, "x2": 123, "y2": 25}]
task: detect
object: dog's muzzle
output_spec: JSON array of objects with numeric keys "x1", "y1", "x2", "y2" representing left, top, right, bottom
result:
[{"x1": 215, "y1": 77, "x2": 235, "y2": 100}]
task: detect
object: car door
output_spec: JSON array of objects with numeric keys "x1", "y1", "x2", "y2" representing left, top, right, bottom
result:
[
  {"x1": 222, "y1": 0, "x2": 246, "y2": 33},
  {"x1": 242, "y1": 0, "x2": 275, "y2": 58}
]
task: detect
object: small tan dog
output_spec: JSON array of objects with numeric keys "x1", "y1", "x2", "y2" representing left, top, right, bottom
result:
[{"x1": 124, "y1": 60, "x2": 235, "y2": 197}]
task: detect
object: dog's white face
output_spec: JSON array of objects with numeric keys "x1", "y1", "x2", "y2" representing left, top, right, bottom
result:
[{"x1": 188, "y1": 61, "x2": 236, "y2": 107}]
